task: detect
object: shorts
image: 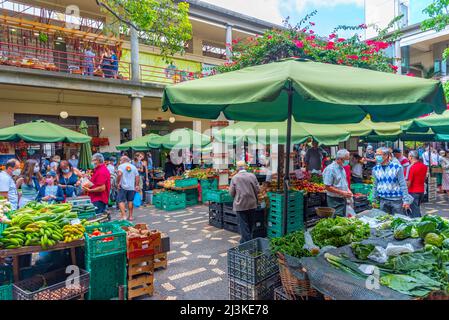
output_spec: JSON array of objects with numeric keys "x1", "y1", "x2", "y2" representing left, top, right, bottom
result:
[{"x1": 117, "y1": 189, "x2": 136, "y2": 203}]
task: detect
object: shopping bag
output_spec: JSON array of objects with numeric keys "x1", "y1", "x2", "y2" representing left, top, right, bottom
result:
[{"x1": 133, "y1": 192, "x2": 142, "y2": 208}]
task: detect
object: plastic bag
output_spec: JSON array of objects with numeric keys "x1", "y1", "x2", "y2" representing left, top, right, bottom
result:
[
  {"x1": 368, "y1": 246, "x2": 388, "y2": 264},
  {"x1": 385, "y1": 243, "x2": 414, "y2": 257},
  {"x1": 303, "y1": 231, "x2": 320, "y2": 253},
  {"x1": 133, "y1": 192, "x2": 142, "y2": 208}
]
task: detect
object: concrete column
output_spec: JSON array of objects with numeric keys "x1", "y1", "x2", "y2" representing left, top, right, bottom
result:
[
  {"x1": 130, "y1": 27, "x2": 140, "y2": 82},
  {"x1": 225, "y1": 24, "x2": 233, "y2": 61},
  {"x1": 394, "y1": 0, "x2": 402, "y2": 74},
  {"x1": 131, "y1": 94, "x2": 143, "y2": 139}
]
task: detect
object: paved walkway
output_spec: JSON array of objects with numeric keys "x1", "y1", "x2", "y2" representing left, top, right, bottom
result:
[{"x1": 109, "y1": 193, "x2": 449, "y2": 300}]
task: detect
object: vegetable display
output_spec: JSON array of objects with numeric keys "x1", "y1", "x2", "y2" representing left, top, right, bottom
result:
[
  {"x1": 270, "y1": 231, "x2": 316, "y2": 258},
  {"x1": 311, "y1": 217, "x2": 370, "y2": 248},
  {"x1": 351, "y1": 243, "x2": 375, "y2": 260}
]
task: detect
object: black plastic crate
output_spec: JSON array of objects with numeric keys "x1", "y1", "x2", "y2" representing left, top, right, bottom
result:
[
  {"x1": 223, "y1": 211, "x2": 238, "y2": 224},
  {"x1": 229, "y1": 273, "x2": 280, "y2": 300},
  {"x1": 274, "y1": 285, "x2": 290, "y2": 300},
  {"x1": 209, "y1": 203, "x2": 224, "y2": 228},
  {"x1": 224, "y1": 221, "x2": 239, "y2": 233},
  {"x1": 304, "y1": 193, "x2": 323, "y2": 208},
  {"x1": 13, "y1": 268, "x2": 90, "y2": 300},
  {"x1": 223, "y1": 202, "x2": 234, "y2": 212},
  {"x1": 253, "y1": 227, "x2": 267, "y2": 238},
  {"x1": 228, "y1": 238, "x2": 278, "y2": 285},
  {"x1": 209, "y1": 202, "x2": 224, "y2": 212}
]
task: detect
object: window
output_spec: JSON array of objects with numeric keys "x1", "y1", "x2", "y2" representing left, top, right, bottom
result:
[{"x1": 202, "y1": 41, "x2": 226, "y2": 60}]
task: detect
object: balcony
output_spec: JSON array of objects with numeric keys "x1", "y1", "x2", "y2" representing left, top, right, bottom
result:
[{"x1": 0, "y1": 41, "x2": 211, "y2": 86}]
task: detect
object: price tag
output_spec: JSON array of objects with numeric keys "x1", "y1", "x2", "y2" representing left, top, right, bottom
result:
[{"x1": 70, "y1": 218, "x2": 81, "y2": 225}]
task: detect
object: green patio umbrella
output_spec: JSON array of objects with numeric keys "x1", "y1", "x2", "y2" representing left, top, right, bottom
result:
[
  {"x1": 401, "y1": 110, "x2": 449, "y2": 134},
  {"x1": 0, "y1": 119, "x2": 91, "y2": 143},
  {"x1": 339, "y1": 119, "x2": 411, "y2": 137},
  {"x1": 215, "y1": 121, "x2": 351, "y2": 146},
  {"x1": 159, "y1": 128, "x2": 210, "y2": 149},
  {"x1": 78, "y1": 121, "x2": 92, "y2": 171},
  {"x1": 116, "y1": 133, "x2": 163, "y2": 151},
  {"x1": 162, "y1": 58, "x2": 446, "y2": 236}
]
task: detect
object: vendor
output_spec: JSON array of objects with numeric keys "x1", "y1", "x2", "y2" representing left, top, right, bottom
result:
[
  {"x1": 164, "y1": 155, "x2": 178, "y2": 179},
  {"x1": 323, "y1": 149, "x2": 353, "y2": 217},
  {"x1": 36, "y1": 171, "x2": 64, "y2": 203},
  {"x1": 58, "y1": 160, "x2": 81, "y2": 198}
]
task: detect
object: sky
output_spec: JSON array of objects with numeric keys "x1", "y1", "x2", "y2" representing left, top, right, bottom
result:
[{"x1": 201, "y1": 0, "x2": 434, "y2": 37}]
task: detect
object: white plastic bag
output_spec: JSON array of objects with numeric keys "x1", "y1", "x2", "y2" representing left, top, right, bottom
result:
[
  {"x1": 367, "y1": 246, "x2": 388, "y2": 264},
  {"x1": 303, "y1": 231, "x2": 320, "y2": 252},
  {"x1": 385, "y1": 243, "x2": 414, "y2": 257}
]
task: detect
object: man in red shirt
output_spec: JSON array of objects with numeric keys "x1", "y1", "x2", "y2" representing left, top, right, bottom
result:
[
  {"x1": 83, "y1": 153, "x2": 111, "y2": 214},
  {"x1": 393, "y1": 148, "x2": 410, "y2": 175},
  {"x1": 406, "y1": 150, "x2": 428, "y2": 218}
]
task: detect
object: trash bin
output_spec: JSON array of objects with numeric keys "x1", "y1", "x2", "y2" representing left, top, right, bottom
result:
[{"x1": 145, "y1": 190, "x2": 153, "y2": 204}]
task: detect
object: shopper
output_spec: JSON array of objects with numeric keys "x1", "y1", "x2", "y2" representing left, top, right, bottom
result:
[
  {"x1": 441, "y1": 150, "x2": 449, "y2": 194},
  {"x1": 323, "y1": 149, "x2": 353, "y2": 217},
  {"x1": 107, "y1": 157, "x2": 116, "y2": 176},
  {"x1": 351, "y1": 154, "x2": 364, "y2": 184},
  {"x1": 36, "y1": 171, "x2": 64, "y2": 203},
  {"x1": 304, "y1": 141, "x2": 322, "y2": 172},
  {"x1": 406, "y1": 150, "x2": 428, "y2": 218},
  {"x1": 16, "y1": 159, "x2": 42, "y2": 208},
  {"x1": 364, "y1": 145, "x2": 376, "y2": 171},
  {"x1": 50, "y1": 155, "x2": 61, "y2": 172},
  {"x1": 229, "y1": 161, "x2": 260, "y2": 244},
  {"x1": 372, "y1": 147, "x2": 413, "y2": 215},
  {"x1": 83, "y1": 153, "x2": 111, "y2": 214},
  {"x1": 393, "y1": 148, "x2": 410, "y2": 174},
  {"x1": 68, "y1": 154, "x2": 79, "y2": 169},
  {"x1": 133, "y1": 152, "x2": 147, "y2": 198},
  {"x1": 58, "y1": 160, "x2": 80, "y2": 198},
  {"x1": 0, "y1": 159, "x2": 20, "y2": 210},
  {"x1": 117, "y1": 156, "x2": 140, "y2": 221},
  {"x1": 40, "y1": 154, "x2": 50, "y2": 175}
]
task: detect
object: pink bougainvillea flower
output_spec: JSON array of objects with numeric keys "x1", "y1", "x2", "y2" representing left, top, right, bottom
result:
[
  {"x1": 309, "y1": 30, "x2": 315, "y2": 34},
  {"x1": 267, "y1": 35, "x2": 273, "y2": 40},
  {"x1": 329, "y1": 33, "x2": 337, "y2": 39},
  {"x1": 324, "y1": 42, "x2": 335, "y2": 50},
  {"x1": 361, "y1": 56, "x2": 370, "y2": 61},
  {"x1": 359, "y1": 24, "x2": 367, "y2": 29},
  {"x1": 406, "y1": 72, "x2": 415, "y2": 77},
  {"x1": 310, "y1": 22, "x2": 316, "y2": 26},
  {"x1": 337, "y1": 38, "x2": 346, "y2": 43},
  {"x1": 347, "y1": 55, "x2": 359, "y2": 60},
  {"x1": 337, "y1": 59, "x2": 345, "y2": 64},
  {"x1": 390, "y1": 64, "x2": 399, "y2": 72},
  {"x1": 293, "y1": 40, "x2": 304, "y2": 48},
  {"x1": 306, "y1": 35, "x2": 316, "y2": 41}
]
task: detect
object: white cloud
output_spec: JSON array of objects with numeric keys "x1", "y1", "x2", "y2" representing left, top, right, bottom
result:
[
  {"x1": 200, "y1": 0, "x2": 285, "y2": 25},
  {"x1": 294, "y1": 0, "x2": 364, "y2": 13}
]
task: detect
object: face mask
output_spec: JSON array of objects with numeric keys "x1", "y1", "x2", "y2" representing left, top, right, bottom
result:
[
  {"x1": 12, "y1": 169, "x2": 21, "y2": 176},
  {"x1": 376, "y1": 155, "x2": 384, "y2": 164},
  {"x1": 45, "y1": 178, "x2": 53, "y2": 184},
  {"x1": 62, "y1": 169, "x2": 70, "y2": 174},
  {"x1": 91, "y1": 162, "x2": 96, "y2": 168},
  {"x1": 34, "y1": 166, "x2": 40, "y2": 174},
  {"x1": 343, "y1": 160, "x2": 350, "y2": 166}
]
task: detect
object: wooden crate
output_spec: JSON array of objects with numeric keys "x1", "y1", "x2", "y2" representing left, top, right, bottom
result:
[
  {"x1": 154, "y1": 252, "x2": 168, "y2": 270},
  {"x1": 127, "y1": 256, "x2": 155, "y2": 300},
  {"x1": 128, "y1": 255, "x2": 154, "y2": 279}
]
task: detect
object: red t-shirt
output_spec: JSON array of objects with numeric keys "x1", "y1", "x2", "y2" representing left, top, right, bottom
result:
[
  {"x1": 344, "y1": 165, "x2": 351, "y2": 189},
  {"x1": 407, "y1": 162, "x2": 428, "y2": 193},
  {"x1": 89, "y1": 164, "x2": 111, "y2": 204}
]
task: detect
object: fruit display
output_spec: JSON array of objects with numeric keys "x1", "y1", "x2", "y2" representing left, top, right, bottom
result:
[
  {"x1": 0, "y1": 198, "x2": 11, "y2": 223},
  {"x1": 161, "y1": 179, "x2": 176, "y2": 189},
  {"x1": 184, "y1": 168, "x2": 218, "y2": 179},
  {"x1": 70, "y1": 204, "x2": 97, "y2": 214},
  {"x1": 62, "y1": 224, "x2": 86, "y2": 243},
  {"x1": 88, "y1": 229, "x2": 115, "y2": 242},
  {"x1": 291, "y1": 180, "x2": 326, "y2": 194}
]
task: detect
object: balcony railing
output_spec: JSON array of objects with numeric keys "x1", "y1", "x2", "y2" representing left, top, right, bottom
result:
[{"x1": 0, "y1": 41, "x2": 211, "y2": 85}]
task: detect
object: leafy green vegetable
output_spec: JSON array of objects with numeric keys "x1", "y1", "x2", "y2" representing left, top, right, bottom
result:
[
  {"x1": 385, "y1": 251, "x2": 437, "y2": 272},
  {"x1": 351, "y1": 243, "x2": 375, "y2": 260},
  {"x1": 270, "y1": 230, "x2": 313, "y2": 258},
  {"x1": 394, "y1": 224, "x2": 413, "y2": 240},
  {"x1": 417, "y1": 221, "x2": 437, "y2": 239},
  {"x1": 380, "y1": 272, "x2": 442, "y2": 297},
  {"x1": 311, "y1": 217, "x2": 370, "y2": 248},
  {"x1": 391, "y1": 217, "x2": 408, "y2": 230},
  {"x1": 443, "y1": 239, "x2": 449, "y2": 250},
  {"x1": 421, "y1": 215, "x2": 448, "y2": 232},
  {"x1": 425, "y1": 233, "x2": 444, "y2": 247}
]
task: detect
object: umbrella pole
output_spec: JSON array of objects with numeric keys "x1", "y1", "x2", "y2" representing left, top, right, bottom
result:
[{"x1": 283, "y1": 82, "x2": 294, "y2": 236}]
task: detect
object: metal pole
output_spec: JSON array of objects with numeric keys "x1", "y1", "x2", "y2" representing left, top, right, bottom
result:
[
  {"x1": 283, "y1": 81, "x2": 294, "y2": 236},
  {"x1": 428, "y1": 143, "x2": 431, "y2": 199}
]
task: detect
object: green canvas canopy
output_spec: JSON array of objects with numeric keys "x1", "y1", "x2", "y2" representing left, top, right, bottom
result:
[
  {"x1": 215, "y1": 121, "x2": 351, "y2": 146},
  {"x1": 401, "y1": 110, "x2": 449, "y2": 134},
  {"x1": 0, "y1": 119, "x2": 92, "y2": 143},
  {"x1": 78, "y1": 121, "x2": 93, "y2": 171},
  {"x1": 116, "y1": 133, "x2": 163, "y2": 151},
  {"x1": 159, "y1": 128, "x2": 210, "y2": 149},
  {"x1": 162, "y1": 58, "x2": 446, "y2": 236},
  {"x1": 339, "y1": 119, "x2": 411, "y2": 137}
]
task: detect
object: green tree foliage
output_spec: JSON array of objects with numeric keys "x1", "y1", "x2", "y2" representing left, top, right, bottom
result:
[
  {"x1": 421, "y1": 0, "x2": 449, "y2": 32},
  {"x1": 96, "y1": 0, "x2": 192, "y2": 58},
  {"x1": 218, "y1": 12, "x2": 401, "y2": 74}
]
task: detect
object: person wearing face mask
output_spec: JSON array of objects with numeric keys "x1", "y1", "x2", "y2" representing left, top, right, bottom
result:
[
  {"x1": 323, "y1": 149, "x2": 353, "y2": 217},
  {"x1": 68, "y1": 154, "x2": 79, "y2": 169},
  {"x1": 83, "y1": 153, "x2": 111, "y2": 214},
  {"x1": 57, "y1": 160, "x2": 81, "y2": 198},
  {"x1": 405, "y1": 150, "x2": 428, "y2": 218},
  {"x1": 16, "y1": 159, "x2": 42, "y2": 208},
  {"x1": 0, "y1": 159, "x2": 20, "y2": 210},
  {"x1": 372, "y1": 147, "x2": 413, "y2": 215},
  {"x1": 36, "y1": 171, "x2": 64, "y2": 203}
]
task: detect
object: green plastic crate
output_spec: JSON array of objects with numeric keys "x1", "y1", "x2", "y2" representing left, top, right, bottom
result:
[
  {"x1": 200, "y1": 178, "x2": 218, "y2": 190},
  {"x1": 113, "y1": 220, "x2": 134, "y2": 228},
  {"x1": 0, "y1": 284, "x2": 12, "y2": 300},
  {"x1": 267, "y1": 222, "x2": 303, "y2": 239},
  {"x1": 267, "y1": 210, "x2": 303, "y2": 225},
  {"x1": 78, "y1": 210, "x2": 97, "y2": 220},
  {"x1": 203, "y1": 190, "x2": 234, "y2": 203},
  {"x1": 84, "y1": 222, "x2": 127, "y2": 260},
  {"x1": 268, "y1": 191, "x2": 304, "y2": 205},
  {"x1": 351, "y1": 184, "x2": 372, "y2": 195},
  {"x1": 175, "y1": 178, "x2": 198, "y2": 188},
  {"x1": 86, "y1": 254, "x2": 127, "y2": 300}
]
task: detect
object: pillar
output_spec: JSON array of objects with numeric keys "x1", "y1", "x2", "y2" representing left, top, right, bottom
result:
[
  {"x1": 394, "y1": 0, "x2": 402, "y2": 74},
  {"x1": 130, "y1": 27, "x2": 140, "y2": 82},
  {"x1": 131, "y1": 94, "x2": 143, "y2": 139},
  {"x1": 225, "y1": 24, "x2": 233, "y2": 61}
]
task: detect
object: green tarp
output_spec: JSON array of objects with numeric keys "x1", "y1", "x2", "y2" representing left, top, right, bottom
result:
[
  {"x1": 78, "y1": 121, "x2": 92, "y2": 171},
  {"x1": 401, "y1": 110, "x2": 449, "y2": 134},
  {"x1": 163, "y1": 58, "x2": 446, "y2": 124},
  {"x1": 0, "y1": 119, "x2": 91, "y2": 143},
  {"x1": 159, "y1": 128, "x2": 210, "y2": 149},
  {"x1": 116, "y1": 133, "x2": 163, "y2": 151},
  {"x1": 215, "y1": 121, "x2": 351, "y2": 146}
]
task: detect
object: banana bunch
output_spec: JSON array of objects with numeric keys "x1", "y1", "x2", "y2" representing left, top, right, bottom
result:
[
  {"x1": 0, "y1": 226, "x2": 26, "y2": 249},
  {"x1": 63, "y1": 224, "x2": 85, "y2": 243},
  {"x1": 10, "y1": 214, "x2": 34, "y2": 229},
  {"x1": 24, "y1": 221, "x2": 64, "y2": 249}
]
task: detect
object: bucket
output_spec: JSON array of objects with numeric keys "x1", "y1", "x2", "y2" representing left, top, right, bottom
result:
[{"x1": 145, "y1": 190, "x2": 153, "y2": 204}]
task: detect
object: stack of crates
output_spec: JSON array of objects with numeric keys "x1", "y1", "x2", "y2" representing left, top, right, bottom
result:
[
  {"x1": 267, "y1": 191, "x2": 304, "y2": 239},
  {"x1": 199, "y1": 178, "x2": 218, "y2": 202},
  {"x1": 208, "y1": 202, "x2": 224, "y2": 228},
  {"x1": 84, "y1": 221, "x2": 128, "y2": 300},
  {"x1": 181, "y1": 189, "x2": 199, "y2": 207},
  {"x1": 228, "y1": 238, "x2": 280, "y2": 300},
  {"x1": 223, "y1": 203, "x2": 239, "y2": 233},
  {"x1": 0, "y1": 264, "x2": 13, "y2": 301},
  {"x1": 153, "y1": 192, "x2": 186, "y2": 211},
  {"x1": 303, "y1": 192, "x2": 327, "y2": 228}
]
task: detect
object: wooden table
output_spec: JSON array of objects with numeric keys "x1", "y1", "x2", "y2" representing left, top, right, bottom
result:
[
  {"x1": 157, "y1": 183, "x2": 198, "y2": 192},
  {"x1": 0, "y1": 239, "x2": 85, "y2": 282}
]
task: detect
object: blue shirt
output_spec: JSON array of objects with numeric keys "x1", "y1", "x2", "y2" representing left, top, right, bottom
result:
[
  {"x1": 0, "y1": 171, "x2": 18, "y2": 210},
  {"x1": 323, "y1": 161, "x2": 349, "y2": 198}
]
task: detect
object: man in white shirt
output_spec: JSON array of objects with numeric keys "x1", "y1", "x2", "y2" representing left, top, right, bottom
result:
[
  {"x1": 116, "y1": 156, "x2": 140, "y2": 221},
  {"x1": 0, "y1": 159, "x2": 20, "y2": 210},
  {"x1": 422, "y1": 147, "x2": 440, "y2": 166}
]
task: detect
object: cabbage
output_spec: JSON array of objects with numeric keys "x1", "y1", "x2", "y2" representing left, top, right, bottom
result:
[
  {"x1": 394, "y1": 224, "x2": 413, "y2": 240},
  {"x1": 424, "y1": 233, "x2": 444, "y2": 248},
  {"x1": 417, "y1": 221, "x2": 437, "y2": 239}
]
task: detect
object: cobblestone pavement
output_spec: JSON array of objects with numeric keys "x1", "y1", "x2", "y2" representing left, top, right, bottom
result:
[{"x1": 108, "y1": 193, "x2": 449, "y2": 300}]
